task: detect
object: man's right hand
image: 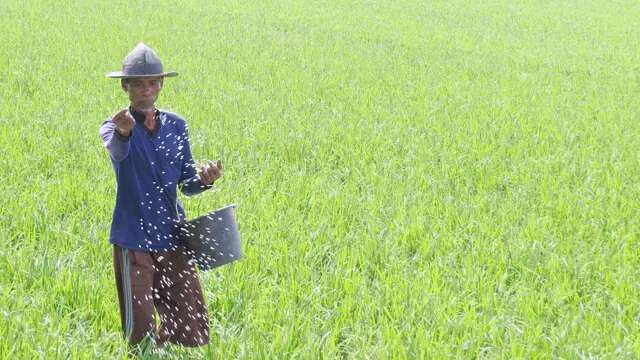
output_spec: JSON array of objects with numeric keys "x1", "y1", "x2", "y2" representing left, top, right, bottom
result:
[{"x1": 111, "y1": 108, "x2": 135, "y2": 137}]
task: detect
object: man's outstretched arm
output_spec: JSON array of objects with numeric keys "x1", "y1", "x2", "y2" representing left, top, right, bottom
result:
[{"x1": 100, "y1": 109, "x2": 135, "y2": 162}]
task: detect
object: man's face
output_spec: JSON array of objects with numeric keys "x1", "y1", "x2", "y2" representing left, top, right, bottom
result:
[{"x1": 123, "y1": 77, "x2": 163, "y2": 107}]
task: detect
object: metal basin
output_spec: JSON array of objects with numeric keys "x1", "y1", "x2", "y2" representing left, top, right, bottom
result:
[{"x1": 178, "y1": 204, "x2": 242, "y2": 271}]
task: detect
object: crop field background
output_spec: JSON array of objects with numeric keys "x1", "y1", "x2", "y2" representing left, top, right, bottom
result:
[{"x1": 1, "y1": 0, "x2": 640, "y2": 358}]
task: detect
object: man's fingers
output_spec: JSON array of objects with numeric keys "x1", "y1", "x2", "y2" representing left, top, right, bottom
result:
[
  {"x1": 198, "y1": 160, "x2": 222, "y2": 185},
  {"x1": 198, "y1": 164, "x2": 212, "y2": 184},
  {"x1": 112, "y1": 108, "x2": 128, "y2": 120},
  {"x1": 197, "y1": 164, "x2": 206, "y2": 176},
  {"x1": 122, "y1": 111, "x2": 134, "y2": 125},
  {"x1": 125, "y1": 111, "x2": 135, "y2": 123},
  {"x1": 113, "y1": 109, "x2": 135, "y2": 134},
  {"x1": 112, "y1": 109, "x2": 134, "y2": 121},
  {"x1": 212, "y1": 160, "x2": 222, "y2": 180},
  {"x1": 200, "y1": 173, "x2": 210, "y2": 185}
]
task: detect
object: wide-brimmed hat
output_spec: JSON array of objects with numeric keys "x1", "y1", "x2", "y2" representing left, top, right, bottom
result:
[{"x1": 106, "y1": 43, "x2": 178, "y2": 79}]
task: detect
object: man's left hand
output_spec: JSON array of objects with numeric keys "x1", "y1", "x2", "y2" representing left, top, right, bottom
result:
[{"x1": 197, "y1": 159, "x2": 222, "y2": 186}]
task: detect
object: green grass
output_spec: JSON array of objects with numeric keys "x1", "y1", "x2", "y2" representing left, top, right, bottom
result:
[{"x1": 1, "y1": 0, "x2": 640, "y2": 358}]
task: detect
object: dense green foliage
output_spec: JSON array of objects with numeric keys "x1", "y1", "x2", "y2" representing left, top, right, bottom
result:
[{"x1": 1, "y1": 0, "x2": 640, "y2": 358}]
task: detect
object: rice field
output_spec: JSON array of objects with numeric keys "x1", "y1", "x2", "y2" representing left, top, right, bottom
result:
[{"x1": 1, "y1": 0, "x2": 640, "y2": 358}]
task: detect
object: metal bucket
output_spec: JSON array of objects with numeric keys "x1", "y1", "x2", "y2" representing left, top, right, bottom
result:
[{"x1": 177, "y1": 204, "x2": 242, "y2": 271}]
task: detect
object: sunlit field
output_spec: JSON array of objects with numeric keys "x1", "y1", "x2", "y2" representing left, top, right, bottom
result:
[{"x1": 1, "y1": 0, "x2": 640, "y2": 358}]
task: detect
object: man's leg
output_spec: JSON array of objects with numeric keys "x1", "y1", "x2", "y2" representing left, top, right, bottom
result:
[
  {"x1": 153, "y1": 246, "x2": 210, "y2": 347},
  {"x1": 113, "y1": 245, "x2": 158, "y2": 346}
]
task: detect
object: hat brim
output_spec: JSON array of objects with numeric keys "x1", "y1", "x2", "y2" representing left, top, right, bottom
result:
[{"x1": 106, "y1": 71, "x2": 178, "y2": 79}]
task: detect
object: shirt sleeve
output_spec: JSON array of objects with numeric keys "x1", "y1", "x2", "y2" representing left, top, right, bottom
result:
[
  {"x1": 178, "y1": 123, "x2": 212, "y2": 196},
  {"x1": 100, "y1": 119, "x2": 130, "y2": 162}
]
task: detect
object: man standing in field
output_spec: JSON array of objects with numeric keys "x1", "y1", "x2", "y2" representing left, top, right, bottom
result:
[{"x1": 100, "y1": 43, "x2": 221, "y2": 351}]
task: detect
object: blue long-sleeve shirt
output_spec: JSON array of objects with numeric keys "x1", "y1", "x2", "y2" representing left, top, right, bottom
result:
[{"x1": 100, "y1": 108, "x2": 211, "y2": 251}]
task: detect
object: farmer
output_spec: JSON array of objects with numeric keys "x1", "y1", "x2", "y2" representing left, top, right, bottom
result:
[{"x1": 100, "y1": 43, "x2": 221, "y2": 350}]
